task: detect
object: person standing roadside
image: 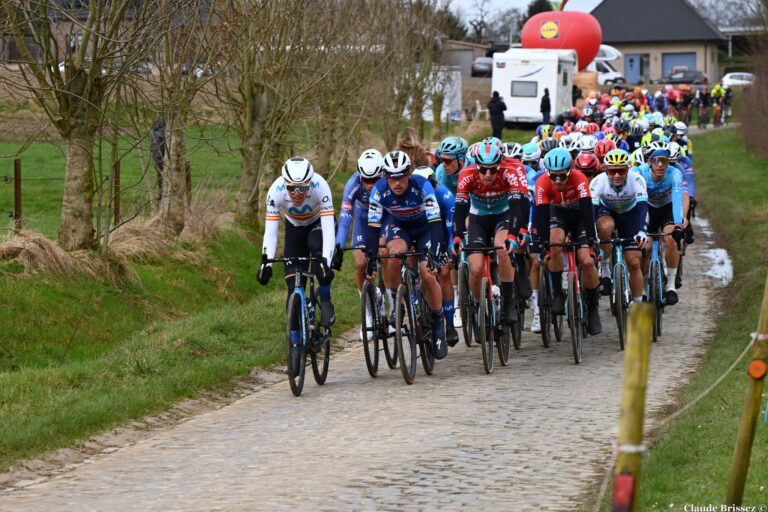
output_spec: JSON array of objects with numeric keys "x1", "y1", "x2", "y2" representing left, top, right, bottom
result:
[
  {"x1": 487, "y1": 91, "x2": 507, "y2": 139},
  {"x1": 540, "y1": 88, "x2": 551, "y2": 125}
]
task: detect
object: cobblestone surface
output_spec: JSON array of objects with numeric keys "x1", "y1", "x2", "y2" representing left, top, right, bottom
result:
[{"x1": 0, "y1": 224, "x2": 720, "y2": 511}]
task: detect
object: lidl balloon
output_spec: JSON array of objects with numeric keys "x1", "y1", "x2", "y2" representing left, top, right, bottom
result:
[{"x1": 521, "y1": 11, "x2": 602, "y2": 71}]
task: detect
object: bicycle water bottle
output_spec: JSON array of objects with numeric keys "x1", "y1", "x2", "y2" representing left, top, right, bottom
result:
[{"x1": 307, "y1": 300, "x2": 316, "y2": 333}]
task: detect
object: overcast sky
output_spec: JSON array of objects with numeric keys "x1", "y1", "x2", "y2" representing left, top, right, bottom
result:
[{"x1": 450, "y1": 0, "x2": 603, "y2": 21}]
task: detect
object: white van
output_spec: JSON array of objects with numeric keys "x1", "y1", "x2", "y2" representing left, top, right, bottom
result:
[
  {"x1": 585, "y1": 44, "x2": 625, "y2": 85},
  {"x1": 491, "y1": 48, "x2": 577, "y2": 124}
]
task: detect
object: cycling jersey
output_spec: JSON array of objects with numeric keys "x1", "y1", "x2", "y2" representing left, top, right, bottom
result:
[
  {"x1": 635, "y1": 164, "x2": 684, "y2": 225},
  {"x1": 435, "y1": 158, "x2": 469, "y2": 195},
  {"x1": 336, "y1": 173, "x2": 374, "y2": 248},
  {"x1": 455, "y1": 161, "x2": 528, "y2": 216},
  {"x1": 678, "y1": 156, "x2": 695, "y2": 198},
  {"x1": 535, "y1": 170, "x2": 590, "y2": 210},
  {"x1": 589, "y1": 171, "x2": 648, "y2": 214},
  {"x1": 535, "y1": 170, "x2": 597, "y2": 244},
  {"x1": 366, "y1": 174, "x2": 442, "y2": 256},
  {"x1": 263, "y1": 174, "x2": 335, "y2": 266},
  {"x1": 435, "y1": 183, "x2": 455, "y2": 244}
]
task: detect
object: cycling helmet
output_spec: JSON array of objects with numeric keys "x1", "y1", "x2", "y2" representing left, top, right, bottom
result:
[
  {"x1": 584, "y1": 122, "x2": 600, "y2": 134},
  {"x1": 503, "y1": 142, "x2": 523, "y2": 160},
  {"x1": 559, "y1": 137, "x2": 581, "y2": 158},
  {"x1": 540, "y1": 124, "x2": 553, "y2": 139},
  {"x1": 651, "y1": 127, "x2": 666, "y2": 138},
  {"x1": 583, "y1": 106, "x2": 595, "y2": 118},
  {"x1": 630, "y1": 148, "x2": 645, "y2": 167},
  {"x1": 486, "y1": 136, "x2": 504, "y2": 150},
  {"x1": 644, "y1": 140, "x2": 669, "y2": 159},
  {"x1": 412, "y1": 166, "x2": 437, "y2": 186},
  {"x1": 674, "y1": 121, "x2": 687, "y2": 136},
  {"x1": 282, "y1": 156, "x2": 314, "y2": 185},
  {"x1": 475, "y1": 137, "x2": 503, "y2": 166},
  {"x1": 382, "y1": 150, "x2": 411, "y2": 177},
  {"x1": 594, "y1": 138, "x2": 617, "y2": 159},
  {"x1": 614, "y1": 119, "x2": 630, "y2": 133},
  {"x1": 640, "y1": 132, "x2": 654, "y2": 147},
  {"x1": 617, "y1": 140, "x2": 630, "y2": 151},
  {"x1": 467, "y1": 142, "x2": 481, "y2": 159},
  {"x1": 543, "y1": 147, "x2": 571, "y2": 172},
  {"x1": 664, "y1": 115, "x2": 678, "y2": 126},
  {"x1": 573, "y1": 152, "x2": 599, "y2": 174},
  {"x1": 604, "y1": 106, "x2": 619, "y2": 119},
  {"x1": 574, "y1": 120, "x2": 588, "y2": 133},
  {"x1": 562, "y1": 120, "x2": 575, "y2": 133},
  {"x1": 592, "y1": 110, "x2": 605, "y2": 125},
  {"x1": 356, "y1": 148, "x2": 383, "y2": 179},
  {"x1": 603, "y1": 124, "x2": 616, "y2": 136},
  {"x1": 668, "y1": 142, "x2": 681, "y2": 162},
  {"x1": 604, "y1": 148, "x2": 630, "y2": 167},
  {"x1": 438, "y1": 136, "x2": 468, "y2": 160},
  {"x1": 539, "y1": 137, "x2": 559, "y2": 155},
  {"x1": 580, "y1": 134, "x2": 598, "y2": 153},
  {"x1": 629, "y1": 122, "x2": 645, "y2": 139},
  {"x1": 521, "y1": 142, "x2": 541, "y2": 163}
]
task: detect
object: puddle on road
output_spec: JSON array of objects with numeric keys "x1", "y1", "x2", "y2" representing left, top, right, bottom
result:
[{"x1": 693, "y1": 216, "x2": 733, "y2": 286}]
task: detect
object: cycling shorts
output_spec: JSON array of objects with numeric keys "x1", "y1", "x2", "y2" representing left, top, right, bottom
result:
[
  {"x1": 595, "y1": 206, "x2": 645, "y2": 251},
  {"x1": 467, "y1": 212, "x2": 509, "y2": 249},
  {"x1": 284, "y1": 219, "x2": 333, "y2": 288},
  {"x1": 386, "y1": 222, "x2": 434, "y2": 262},
  {"x1": 550, "y1": 207, "x2": 590, "y2": 247},
  {"x1": 647, "y1": 203, "x2": 676, "y2": 233}
]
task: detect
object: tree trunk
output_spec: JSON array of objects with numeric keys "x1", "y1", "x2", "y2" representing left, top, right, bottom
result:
[
  {"x1": 236, "y1": 89, "x2": 271, "y2": 227},
  {"x1": 58, "y1": 133, "x2": 96, "y2": 251},
  {"x1": 160, "y1": 120, "x2": 187, "y2": 236},
  {"x1": 431, "y1": 93, "x2": 444, "y2": 140},
  {"x1": 316, "y1": 108, "x2": 335, "y2": 177}
]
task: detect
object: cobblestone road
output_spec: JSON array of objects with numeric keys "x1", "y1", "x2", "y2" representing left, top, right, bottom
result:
[{"x1": 0, "y1": 222, "x2": 721, "y2": 511}]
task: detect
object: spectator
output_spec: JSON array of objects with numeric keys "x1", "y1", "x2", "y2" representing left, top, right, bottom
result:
[
  {"x1": 487, "y1": 91, "x2": 507, "y2": 139},
  {"x1": 149, "y1": 117, "x2": 166, "y2": 205},
  {"x1": 572, "y1": 84, "x2": 583, "y2": 105},
  {"x1": 395, "y1": 127, "x2": 430, "y2": 167},
  {"x1": 540, "y1": 88, "x2": 551, "y2": 124}
]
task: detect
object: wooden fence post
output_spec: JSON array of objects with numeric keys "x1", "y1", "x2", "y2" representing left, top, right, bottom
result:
[
  {"x1": 13, "y1": 159, "x2": 21, "y2": 234},
  {"x1": 113, "y1": 160, "x2": 121, "y2": 227},
  {"x1": 613, "y1": 303, "x2": 654, "y2": 511},
  {"x1": 726, "y1": 275, "x2": 768, "y2": 505}
]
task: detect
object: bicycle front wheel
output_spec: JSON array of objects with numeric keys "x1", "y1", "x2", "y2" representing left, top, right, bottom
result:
[
  {"x1": 510, "y1": 281, "x2": 522, "y2": 351},
  {"x1": 650, "y1": 260, "x2": 662, "y2": 343},
  {"x1": 567, "y1": 273, "x2": 582, "y2": 365},
  {"x1": 458, "y1": 261, "x2": 473, "y2": 346},
  {"x1": 614, "y1": 265, "x2": 628, "y2": 351},
  {"x1": 479, "y1": 278, "x2": 494, "y2": 374},
  {"x1": 418, "y1": 285, "x2": 435, "y2": 376},
  {"x1": 395, "y1": 284, "x2": 417, "y2": 384},
  {"x1": 286, "y1": 292, "x2": 307, "y2": 397},
  {"x1": 360, "y1": 280, "x2": 379, "y2": 378},
  {"x1": 539, "y1": 268, "x2": 552, "y2": 347}
]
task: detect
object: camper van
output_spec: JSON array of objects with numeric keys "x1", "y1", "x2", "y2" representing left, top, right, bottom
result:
[{"x1": 491, "y1": 48, "x2": 577, "y2": 124}]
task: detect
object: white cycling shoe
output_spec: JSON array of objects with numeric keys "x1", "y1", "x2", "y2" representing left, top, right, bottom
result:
[{"x1": 530, "y1": 313, "x2": 541, "y2": 333}]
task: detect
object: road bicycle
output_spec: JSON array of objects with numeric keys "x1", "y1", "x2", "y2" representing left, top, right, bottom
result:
[
  {"x1": 456, "y1": 239, "x2": 474, "y2": 347},
  {"x1": 359, "y1": 255, "x2": 399, "y2": 378},
  {"x1": 645, "y1": 231, "x2": 683, "y2": 343},
  {"x1": 548, "y1": 242, "x2": 589, "y2": 364},
  {"x1": 510, "y1": 249, "x2": 530, "y2": 351},
  {"x1": 263, "y1": 255, "x2": 331, "y2": 397},
  {"x1": 460, "y1": 246, "x2": 511, "y2": 374},
  {"x1": 537, "y1": 254, "x2": 564, "y2": 349},
  {"x1": 600, "y1": 235, "x2": 634, "y2": 351},
  {"x1": 383, "y1": 251, "x2": 438, "y2": 385}
]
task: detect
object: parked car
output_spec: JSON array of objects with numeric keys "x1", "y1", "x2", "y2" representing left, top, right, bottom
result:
[
  {"x1": 181, "y1": 61, "x2": 214, "y2": 78},
  {"x1": 653, "y1": 70, "x2": 708, "y2": 85},
  {"x1": 471, "y1": 56, "x2": 493, "y2": 77},
  {"x1": 585, "y1": 59, "x2": 625, "y2": 85},
  {"x1": 721, "y1": 72, "x2": 754, "y2": 87}
]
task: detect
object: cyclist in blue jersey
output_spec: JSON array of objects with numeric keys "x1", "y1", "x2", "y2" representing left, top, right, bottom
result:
[
  {"x1": 413, "y1": 166, "x2": 458, "y2": 346},
  {"x1": 669, "y1": 141, "x2": 696, "y2": 246},
  {"x1": 635, "y1": 148, "x2": 687, "y2": 305},
  {"x1": 435, "y1": 136, "x2": 469, "y2": 195},
  {"x1": 366, "y1": 151, "x2": 448, "y2": 359},
  {"x1": 522, "y1": 143, "x2": 546, "y2": 332}
]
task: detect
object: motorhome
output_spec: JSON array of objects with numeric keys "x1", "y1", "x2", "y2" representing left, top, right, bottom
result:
[{"x1": 491, "y1": 48, "x2": 577, "y2": 124}]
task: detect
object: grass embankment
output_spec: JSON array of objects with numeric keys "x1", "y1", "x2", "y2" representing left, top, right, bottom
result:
[{"x1": 601, "y1": 128, "x2": 768, "y2": 508}]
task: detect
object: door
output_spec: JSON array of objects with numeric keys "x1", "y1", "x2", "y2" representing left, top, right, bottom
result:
[
  {"x1": 662, "y1": 52, "x2": 697, "y2": 78},
  {"x1": 625, "y1": 54, "x2": 641, "y2": 84}
]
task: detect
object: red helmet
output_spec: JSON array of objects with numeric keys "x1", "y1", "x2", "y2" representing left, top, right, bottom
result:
[
  {"x1": 573, "y1": 152, "x2": 600, "y2": 175},
  {"x1": 584, "y1": 122, "x2": 600, "y2": 134},
  {"x1": 562, "y1": 120, "x2": 575, "y2": 133},
  {"x1": 595, "y1": 138, "x2": 617, "y2": 159}
]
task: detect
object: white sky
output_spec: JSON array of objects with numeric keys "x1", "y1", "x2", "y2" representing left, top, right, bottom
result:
[{"x1": 450, "y1": 0, "x2": 603, "y2": 23}]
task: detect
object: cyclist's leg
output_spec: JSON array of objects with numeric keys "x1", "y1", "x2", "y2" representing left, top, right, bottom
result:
[
  {"x1": 351, "y1": 210, "x2": 368, "y2": 290},
  {"x1": 529, "y1": 214, "x2": 543, "y2": 330},
  {"x1": 596, "y1": 208, "x2": 615, "y2": 295},
  {"x1": 662, "y1": 220, "x2": 681, "y2": 304},
  {"x1": 575, "y1": 212, "x2": 601, "y2": 335},
  {"x1": 467, "y1": 214, "x2": 493, "y2": 302},
  {"x1": 385, "y1": 224, "x2": 409, "y2": 321},
  {"x1": 415, "y1": 227, "x2": 447, "y2": 358},
  {"x1": 616, "y1": 209, "x2": 645, "y2": 303},
  {"x1": 283, "y1": 221, "x2": 312, "y2": 300},
  {"x1": 492, "y1": 217, "x2": 518, "y2": 324},
  {"x1": 308, "y1": 221, "x2": 336, "y2": 327},
  {"x1": 547, "y1": 210, "x2": 567, "y2": 314}
]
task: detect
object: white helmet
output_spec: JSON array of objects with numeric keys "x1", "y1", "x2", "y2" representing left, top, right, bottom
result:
[
  {"x1": 412, "y1": 166, "x2": 434, "y2": 182},
  {"x1": 282, "y1": 156, "x2": 314, "y2": 185},
  {"x1": 580, "y1": 134, "x2": 598, "y2": 152},
  {"x1": 630, "y1": 148, "x2": 645, "y2": 167},
  {"x1": 503, "y1": 142, "x2": 523, "y2": 159},
  {"x1": 668, "y1": 142, "x2": 681, "y2": 161},
  {"x1": 382, "y1": 151, "x2": 411, "y2": 177},
  {"x1": 357, "y1": 148, "x2": 383, "y2": 179},
  {"x1": 674, "y1": 121, "x2": 687, "y2": 135}
]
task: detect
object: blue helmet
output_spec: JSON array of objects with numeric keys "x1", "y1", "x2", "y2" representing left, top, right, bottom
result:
[
  {"x1": 438, "y1": 136, "x2": 468, "y2": 160},
  {"x1": 543, "y1": 147, "x2": 571, "y2": 172},
  {"x1": 475, "y1": 137, "x2": 503, "y2": 166}
]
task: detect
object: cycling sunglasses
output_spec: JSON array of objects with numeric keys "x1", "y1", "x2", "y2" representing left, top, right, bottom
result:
[
  {"x1": 440, "y1": 156, "x2": 458, "y2": 165},
  {"x1": 286, "y1": 183, "x2": 310, "y2": 193},
  {"x1": 548, "y1": 170, "x2": 570, "y2": 182},
  {"x1": 605, "y1": 167, "x2": 628, "y2": 176},
  {"x1": 361, "y1": 177, "x2": 380, "y2": 185},
  {"x1": 477, "y1": 165, "x2": 499, "y2": 175},
  {"x1": 651, "y1": 156, "x2": 669, "y2": 166}
]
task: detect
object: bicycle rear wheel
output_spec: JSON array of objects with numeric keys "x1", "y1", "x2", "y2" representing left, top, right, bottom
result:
[
  {"x1": 360, "y1": 280, "x2": 379, "y2": 378},
  {"x1": 395, "y1": 284, "x2": 417, "y2": 384},
  {"x1": 539, "y1": 268, "x2": 553, "y2": 348},
  {"x1": 510, "y1": 281, "x2": 522, "y2": 351},
  {"x1": 418, "y1": 285, "x2": 435, "y2": 376},
  {"x1": 567, "y1": 273, "x2": 582, "y2": 364},
  {"x1": 458, "y1": 261, "x2": 473, "y2": 346},
  {"x1": 311, "y1": 327, "x2": 330, "y2": 385},
  {"x1": 614, "y1": 264, "x2": 628, "y2": 351},
  {"x1": 649, "y1": 260, "x2": 661, "y2": 343},
  {"x1": 285, "y1": 292, "x2": 307, "y2": 396},
  {"x1": 479, "y1": 278, "x2": 494, "y2": 374}
]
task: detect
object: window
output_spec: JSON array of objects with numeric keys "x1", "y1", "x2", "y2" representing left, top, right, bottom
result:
[
  {"x1": 562, "y1": 69, "x2": 568, "y2": 86},
  {"x1": 511, "y1": 81, "x2": 537, "y2": 97}
]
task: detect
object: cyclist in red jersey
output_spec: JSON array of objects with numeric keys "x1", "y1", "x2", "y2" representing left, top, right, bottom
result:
[
  {"x1": 453, "y1": 138, "x2": 529, "y2": 324},
  {"x1": 535, "y1": 148, "x2": 602, "y2": 335}
]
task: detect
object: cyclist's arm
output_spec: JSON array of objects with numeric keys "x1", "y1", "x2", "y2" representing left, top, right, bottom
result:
[
  {"x1": 366, "y1": 185, "x2": 384, "y2": 255},
  {"x1": 452, "y1": 169, "x2": 472, "y2": 241},
  {"x1": 316, "y1": 177, "x2": 336, "y2": 265},
  {"x1": 262, "y1": 180, "x2": 281, "y2": 264},
  {"x1": 441, "y1": 186, "x2": 455, "y2": 243},
  {"x1": 335, "y1": 176, "x2": 358, "y2": 247},
  {"x1": 535, "y1": 180, "x2": 551, "y2": 243},
  {"x1": 421, "y1": 180, "x2": 445, "y2": 256},
  {"x1": 671, "y1": 169, "x2": 685, "y2": 225}
]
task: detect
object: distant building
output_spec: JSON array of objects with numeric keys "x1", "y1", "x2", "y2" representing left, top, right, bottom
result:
[
  {"x1": 590, "y1": 0, "x2": 724, "y2": 83},
  {"x1": 443, "y1": 39, "x2": 491, "y2": 79}
]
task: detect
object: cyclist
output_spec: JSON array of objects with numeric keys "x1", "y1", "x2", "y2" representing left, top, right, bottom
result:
[
  {"x1": 258, "y1": 156, "x2": 336, "y2": 327},
  {"x1": 573, "y1": 152, "x2": 600, "y2": 182},
  {"x1": 635, "y1": 149, "x2": 686, "y2": 305},
  {"x1": 536, "y1": 147, "x2": 602, "y2": 335},
  {"x1": 413, "y1": 166, "x2": 459, "y2": 346},
  {"x1": 366, "y1": 151, "x2": 448, "y2": 359},
  {"x1": 452, "y1": 138, "x2": 529, "y2": 326},
  {"x1": 522, "y1": 143, "x2": 547, "y2": 332},
  {"x1": 590, "y1": 149, "x2": 648, "y2": 304},
  {"x1": 435, "y1": 135, "x2": 470, "y2": 195}
]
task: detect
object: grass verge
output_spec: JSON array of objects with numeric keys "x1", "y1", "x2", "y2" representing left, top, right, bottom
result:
[{"x1": 599, "y1": 127, "x2": 768, "y2": 509}]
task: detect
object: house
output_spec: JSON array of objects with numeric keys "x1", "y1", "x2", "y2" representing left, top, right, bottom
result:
[
  {"x1": 443, "y1": 39, "x2": 491, "y2": 79},
  {"x1": 589, "y1": 0, "x2": 725, "y2": 83}
]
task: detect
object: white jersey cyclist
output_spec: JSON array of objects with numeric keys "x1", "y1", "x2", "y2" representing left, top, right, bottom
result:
[{"x1": 589, "y1": 170, "x2": 648, "y2": 214}]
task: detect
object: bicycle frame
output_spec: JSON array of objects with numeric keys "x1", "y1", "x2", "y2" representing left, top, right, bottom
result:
[{"x1": 645, "y1": 236, "x2": 665, "y2": 306}]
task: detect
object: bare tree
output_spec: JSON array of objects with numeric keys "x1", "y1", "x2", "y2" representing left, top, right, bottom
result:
[
  {"x1": 0, "y1": 1, "x2": 171, "y2": 250},
  {"x1": 468, "y1": 0, "x2": 491, "y2": 43}
]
